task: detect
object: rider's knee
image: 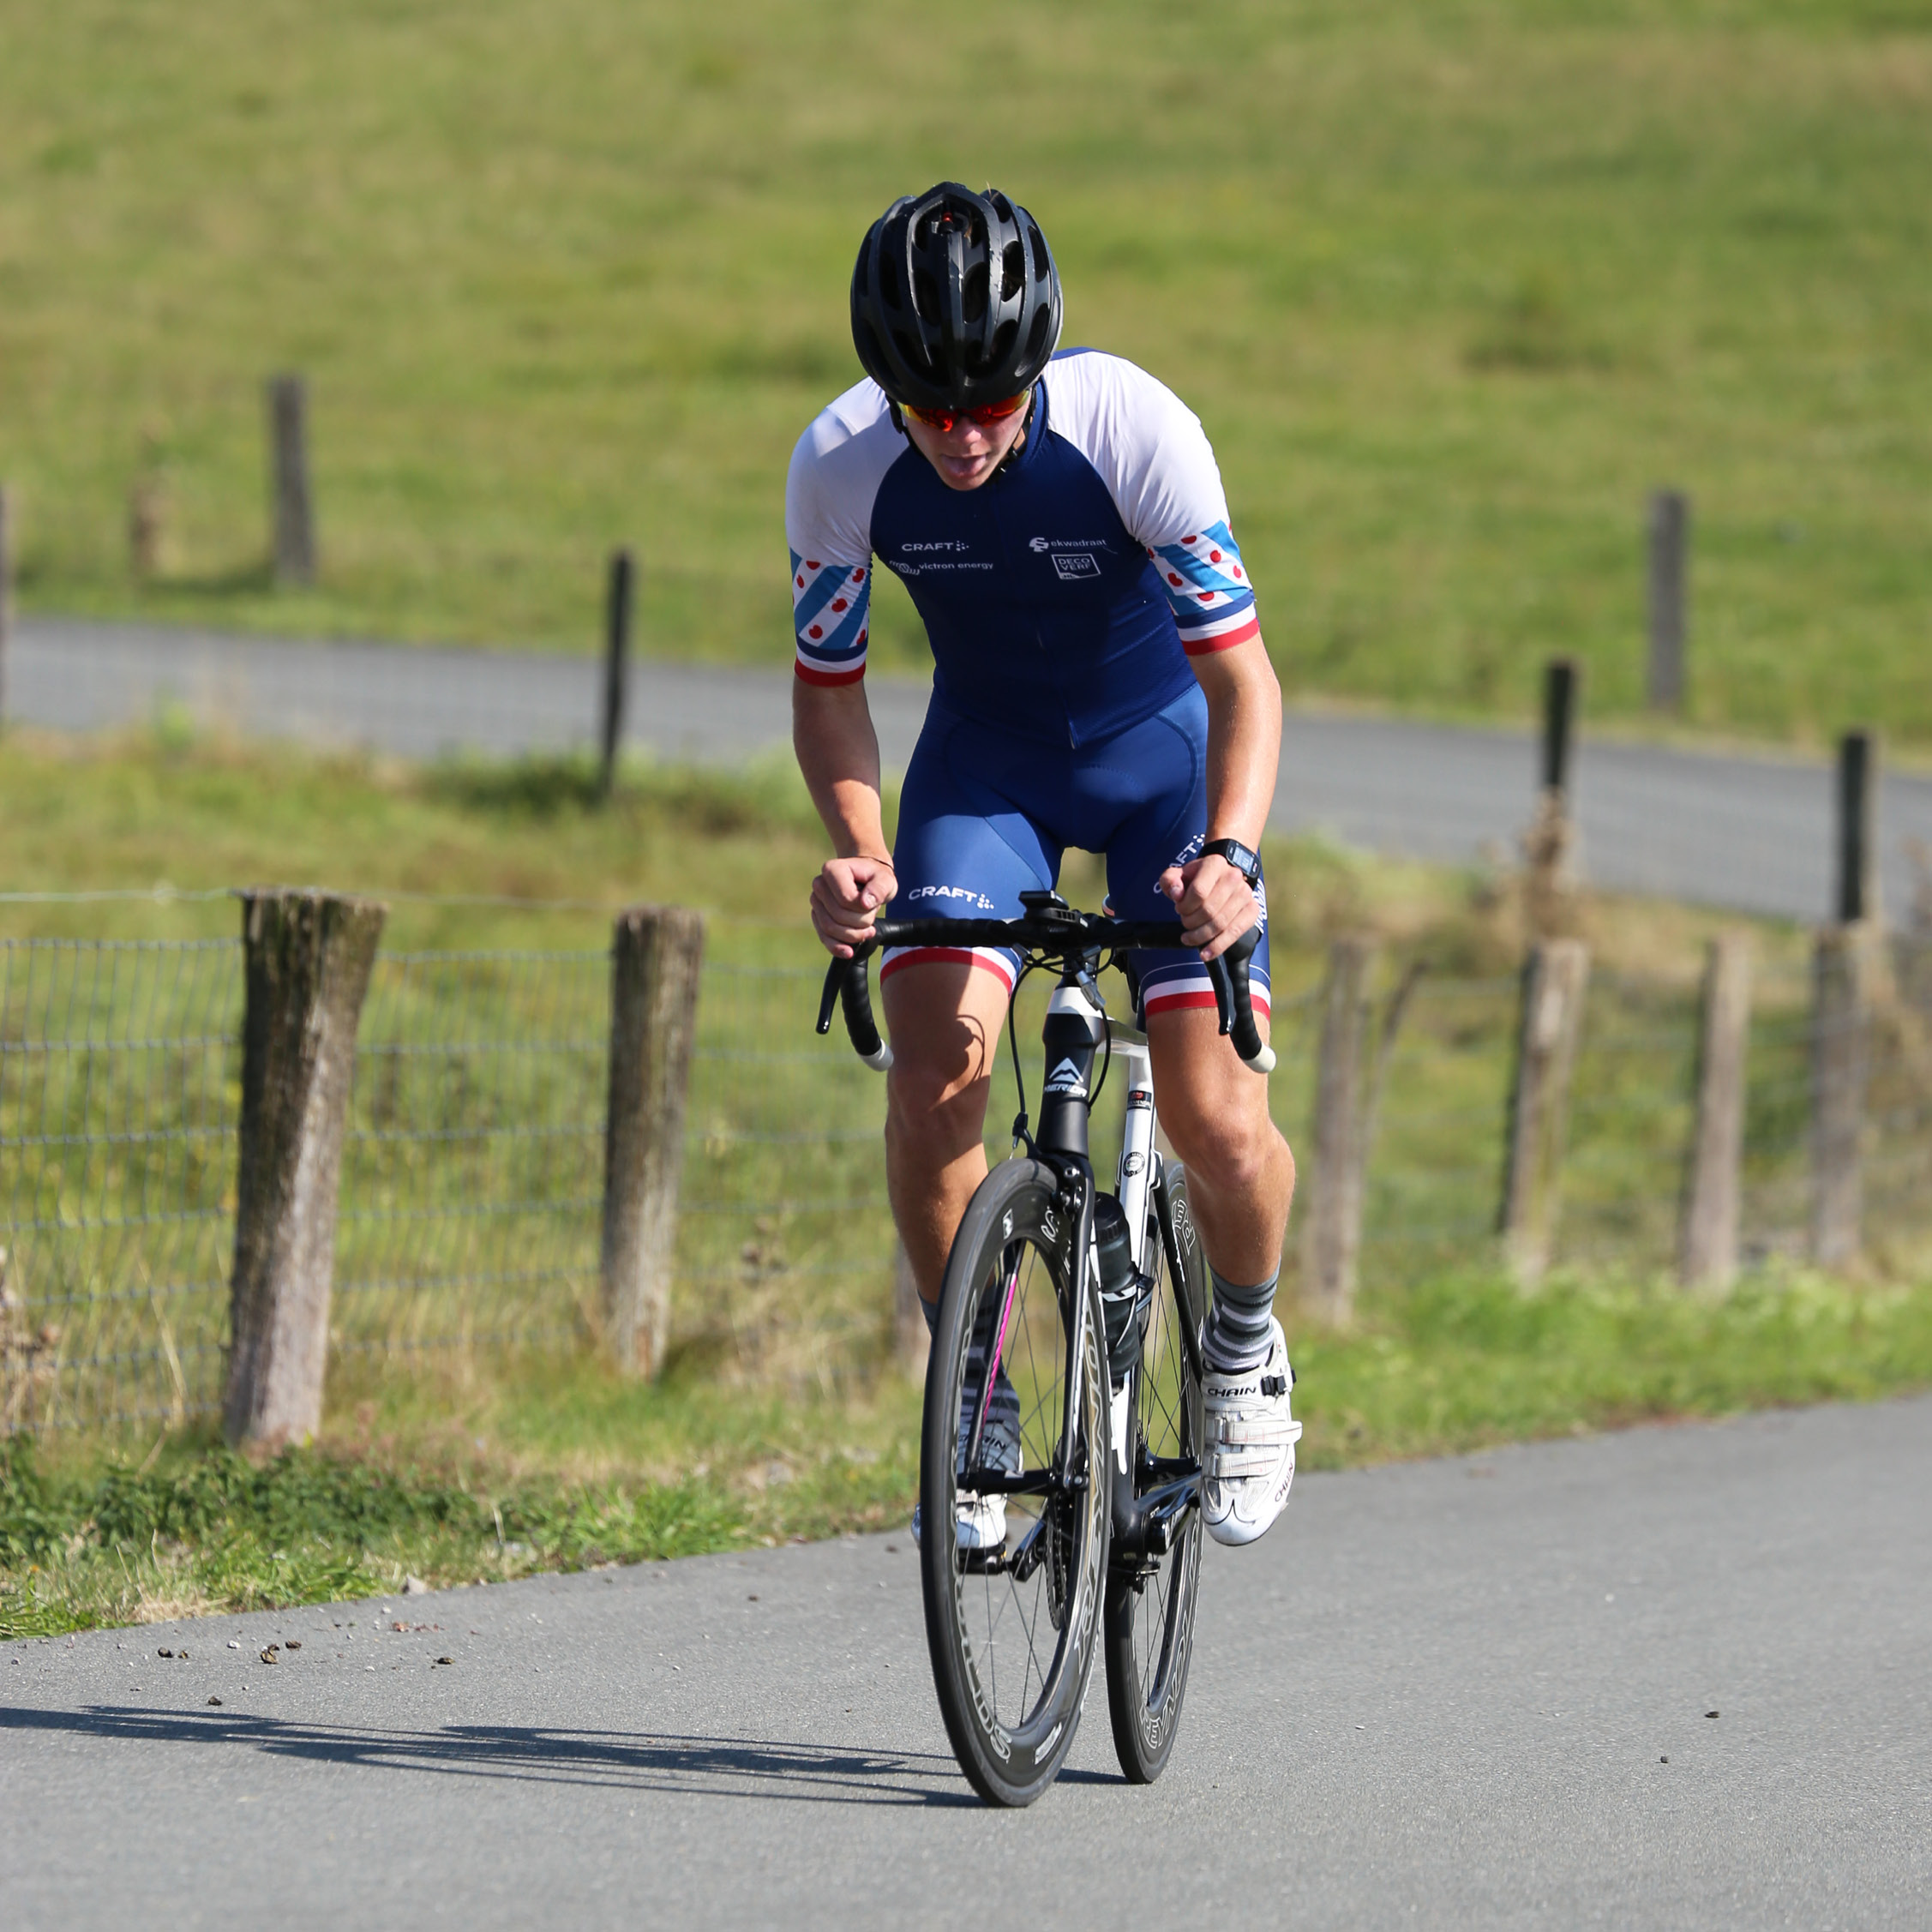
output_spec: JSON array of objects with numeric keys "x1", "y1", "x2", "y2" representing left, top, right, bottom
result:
[
  {"x1": 1161, "y1": 1097, "x2": 1288, "y2": 1197},
  {"x1": 886, "y1": 1059, "x2": 989, "y2": 1162}
]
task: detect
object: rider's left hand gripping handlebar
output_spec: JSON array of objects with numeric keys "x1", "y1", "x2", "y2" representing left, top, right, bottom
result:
[
  {"x1": 815, "y1": 951, "x2": 892, "y2": 1073},
  {"x1": 1205, "y1": 924, "x2": 1276, "y2": 1076}
]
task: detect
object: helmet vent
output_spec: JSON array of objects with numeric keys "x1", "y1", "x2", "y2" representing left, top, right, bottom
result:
[
  {"x1": 975, "y1": 320, "x2": 1017, "y2": 377},
  {"x1": 1027, "y1": 306, "x2": 1053, "y2": 361},
  {"x1": 879, "y1": 251, "x2": 902, "y2": 310},
  {"x1": 962, "y1": 261, "x2": 989, "y2": 325},
  {"x1": 999, "y1": 242, "x2": 1024, "y2": 303},
  {"x1": 1029, "y1": 223, "x2": 1050, "y2": 283},
  {"x1": 912, "y1": 267, "x2": 940, "y2": 324}
]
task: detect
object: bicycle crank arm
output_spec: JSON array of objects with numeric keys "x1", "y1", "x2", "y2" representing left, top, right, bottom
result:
[
  {"x1": 953, "y1": 1514, "x2": 1044, "y2": 1580},
  {"x1": 959, "y1": 1465, "x2": 1065, "y2": 1498},
  {"x1": 1112, "y1": 1467, "x2": 1203, "y2": 1562}
]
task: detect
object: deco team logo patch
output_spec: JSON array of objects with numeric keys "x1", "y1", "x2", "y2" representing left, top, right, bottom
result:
[{"x1": 1029, "y1": 536, "x2": 1111, "y2": 580}]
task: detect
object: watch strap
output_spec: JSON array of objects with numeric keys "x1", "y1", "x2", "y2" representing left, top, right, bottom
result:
[{"x1": 1202, "y1": 837, "x2": 1262, "y2": 884}]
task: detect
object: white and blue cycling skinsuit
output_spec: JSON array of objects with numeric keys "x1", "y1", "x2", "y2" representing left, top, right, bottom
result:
[{"x1": 786, "y1": 346, "x2": 1269, "y2": 1018}]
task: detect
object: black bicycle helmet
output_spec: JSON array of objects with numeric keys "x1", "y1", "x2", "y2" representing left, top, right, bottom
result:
[{"x1": 850, "y1": 183, "x2": 1063, "y2": 412}]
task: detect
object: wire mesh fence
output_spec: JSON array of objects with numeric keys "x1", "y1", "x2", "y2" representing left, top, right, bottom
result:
[
  {"x1": 6, "y1": 920, "x2": 1932, "y2": 1436},
  {"x1": 288, "y1": 942, "x2": 902, "y2": 1392},
  {"x1": 1358, "y1": 975, "x2": 1522, "y2": 1278},
  {"x1": 0, "y1": 939, "x2": 242, "y2": 1433},
  {"x1": 333, "y1": 950, "x2": 610, "y2": 1361}
]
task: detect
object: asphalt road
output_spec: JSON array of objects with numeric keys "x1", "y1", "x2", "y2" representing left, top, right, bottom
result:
[
  {"x1": 4, "y1": 1395, "x2": 1927, "y2": 1929},
  {"x1": 9, "y1": 615, "x2": 1932, "y2": 925}
]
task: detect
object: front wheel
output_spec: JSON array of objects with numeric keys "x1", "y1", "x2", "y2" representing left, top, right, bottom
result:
[{"x1": 920, "y1": 1158, "x2": 1109, "y2": 1808}]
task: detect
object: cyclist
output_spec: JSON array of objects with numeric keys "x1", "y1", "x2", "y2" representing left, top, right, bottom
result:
[{"x1": 790, "y1": 184, "x2": 1300, "y2": 1547}]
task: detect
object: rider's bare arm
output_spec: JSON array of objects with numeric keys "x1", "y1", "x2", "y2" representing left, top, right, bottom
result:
[
  {"x1": 793, "y1": 678, "x2": 897, "y2": 958},
  {"x1": 1160, "y1": 634, "x2": 1281, "y2": 959}
]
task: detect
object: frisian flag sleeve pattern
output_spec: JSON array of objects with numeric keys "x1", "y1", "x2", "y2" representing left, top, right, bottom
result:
[
  {"x1": 789, "y1": 553, "x2": 871, "y2": 686},
  {"x1": 1146, "y1": 521, "x2": 1257, "y2": 655}
]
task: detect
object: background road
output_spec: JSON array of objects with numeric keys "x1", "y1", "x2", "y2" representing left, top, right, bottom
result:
[
  {"x1": 4, "y1": 1395, "x2": 1927, "y2": 1929},
  {"x1": 9, "y1": 615, "x2": 1932, "y2": 926}
]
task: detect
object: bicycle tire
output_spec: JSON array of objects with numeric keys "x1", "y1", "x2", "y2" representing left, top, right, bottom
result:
[
  {"x1": 920, "y1": 1157, "x2": 1110, "y2": 1807},
  {"x1": 1104, "y1": 1157, "x2": 1209, "y2": 1783}
]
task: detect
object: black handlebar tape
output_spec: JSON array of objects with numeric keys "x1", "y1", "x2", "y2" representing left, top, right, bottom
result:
[
  {"x1": 1204, "y1": 926, "x2": 1270, "y2": 1068},
  {"x1": 1221, "y1": 928, "x2": 1269, "y2": 1068},
  {"x1": 864, "y1": 917, "x2": 1187, "y2": 952},
  {"x1": 839, "y1": 955, "x2": 887, "y2": 1064},
  {"x1": 816, "y1": 957, "x2": 843, "y2": 1036}
]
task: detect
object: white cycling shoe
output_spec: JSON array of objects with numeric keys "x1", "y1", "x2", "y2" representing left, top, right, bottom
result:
[
  {"x1": 911, "y1": 1491, "x2": 1012, "y2": 1553},
  {"x1": 1201, "y1": 1316, "x2": 1302, "y2": 1548},
  {"x1": 913, "y1": 1492, "x2": 1008, "y2": 1553},
  {"x1": 912, "y1": 1368, "x2": 1021, "y2": 1552}
]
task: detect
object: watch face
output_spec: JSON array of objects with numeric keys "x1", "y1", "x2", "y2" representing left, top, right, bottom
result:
[{"x1": 1208, "y1": 839, "x2": 1258, "y2": 879}]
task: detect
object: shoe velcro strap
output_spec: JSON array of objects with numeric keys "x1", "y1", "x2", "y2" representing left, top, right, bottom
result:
[
  {"x1": 1204, "y1": 1389, "x2": 1273, "y2": 1416},
  {"x1": 1212, "y1": 1448, "x2": 1281, "y2": 1478},
  {"x1": 1214, "y1": 1418, "x2": 1303, "y2": 1448}
]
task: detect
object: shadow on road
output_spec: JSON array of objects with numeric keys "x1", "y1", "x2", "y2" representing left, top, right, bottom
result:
[{"x1": 0, "y1": 1704, "x2": 981, "y2": 1807}]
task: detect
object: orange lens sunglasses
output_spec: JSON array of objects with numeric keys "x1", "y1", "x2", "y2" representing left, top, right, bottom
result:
[{"x1": 903, "y1": 392, "x2": 1029, "y2": 434}]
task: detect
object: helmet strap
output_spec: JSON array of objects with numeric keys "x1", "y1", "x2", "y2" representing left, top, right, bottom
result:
[{"x1": 991, "y1": 387, "x2": 1038, "y2": 477}]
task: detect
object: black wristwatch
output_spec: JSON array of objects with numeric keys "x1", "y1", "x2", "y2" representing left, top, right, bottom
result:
[{"x1": 1201, "y1": 837, "x2": 1263, "y2": 885}]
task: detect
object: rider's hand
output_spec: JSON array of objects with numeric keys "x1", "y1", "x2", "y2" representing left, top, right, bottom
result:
[
  {"x1": 1158, "y1": 853, "x2": 1259, "y2": 961},
  {"x1": 811, "y1": 855, "x2": 897, "y2": 958}
]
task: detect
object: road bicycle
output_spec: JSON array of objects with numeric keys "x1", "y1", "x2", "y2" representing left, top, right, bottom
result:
[{"x1": 817, "y1": 891, "x2": 1272, "y2": 1806}]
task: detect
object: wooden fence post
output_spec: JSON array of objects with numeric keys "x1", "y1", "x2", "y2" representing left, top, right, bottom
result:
[
  {"x1": 1524, "y1": 657, "x2": 1581, "y2": 939},
  {"x1": 1647, "y1": 488, "x2": 1689, "y2": 712},
  {"x1": 892, "y1": 1240, "x2": 930, "y2": 1378},
  {"x1": 0, "y1": 483, "x2": 13, "y2": 727},
  {"x1": 225, "y1": 890, "x2": 387, "y2": 1448},
  {"x1": 1835, "y1": 729, "x2": 1878, "y2": 927},
  {"x1": 1498, "y1": 938, "x2": 1591, "y2": 1286},
  {"x1": 267, "y1": 373, "x2": 315, "y2": 587},
  {"x1": 1810, "y1": 921, "x2": 1873, "y2": 1270},
  {"x1": 1678, "y1": 930, "x2": 1752, "y2": 1292},
  {"x1": 1300, "y1": 936, "x2": 1376, "y2": 1326},
  {"x1": 598, "y1": 548, "x2": 634, "y2": 801},
  {"x1": 601, "y1": 905, "x2": 705, "y2": 1376}
]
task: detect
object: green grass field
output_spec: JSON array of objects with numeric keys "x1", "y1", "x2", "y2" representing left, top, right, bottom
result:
[
  {"x1": 8, "y1": 1265, "x2": 1931, "y2": 1638},
  {"x1": 4, "y1": 729, "x2": 1930, "y2": 1632},
  {"x1": 3, "y1": 2, "x2": 1929, "y2": 746}
]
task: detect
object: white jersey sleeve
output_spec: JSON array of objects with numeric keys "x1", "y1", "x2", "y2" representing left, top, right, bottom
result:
[
  {"x1": 1042, "y1": 350, "x2": 1260, "y2": 655},
  {"x1": 783, "y1": 379, "x2": 901, "y2": 685}
]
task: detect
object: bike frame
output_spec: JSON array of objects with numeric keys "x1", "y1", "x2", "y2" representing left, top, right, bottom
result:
[
  {"x1": 961, "y1": 963, "x2": 1205, "y2": 1549},
  {"x1": 816, "y1": 895, "x2": 1259, "y2": 1542}
]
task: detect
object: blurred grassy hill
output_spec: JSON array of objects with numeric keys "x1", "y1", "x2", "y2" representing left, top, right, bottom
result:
[{"x1": 2, "y1": 0, "x2": 1928, "y2": 745}]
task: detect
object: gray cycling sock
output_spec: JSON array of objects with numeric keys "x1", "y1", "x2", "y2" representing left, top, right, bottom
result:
[{"x1": 1203, "y1": 1264, "x2": 1281, "y2": 1374}]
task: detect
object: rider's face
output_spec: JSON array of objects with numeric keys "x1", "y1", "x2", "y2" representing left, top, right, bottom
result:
[{"x1": 901, "y1": 396, "x2": 1030, "y2": 491}]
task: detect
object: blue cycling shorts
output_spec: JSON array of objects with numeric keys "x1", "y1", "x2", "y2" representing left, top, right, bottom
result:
[{"x1": 884, "y1": 682, "x2": 1270, "y2": 1023}]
